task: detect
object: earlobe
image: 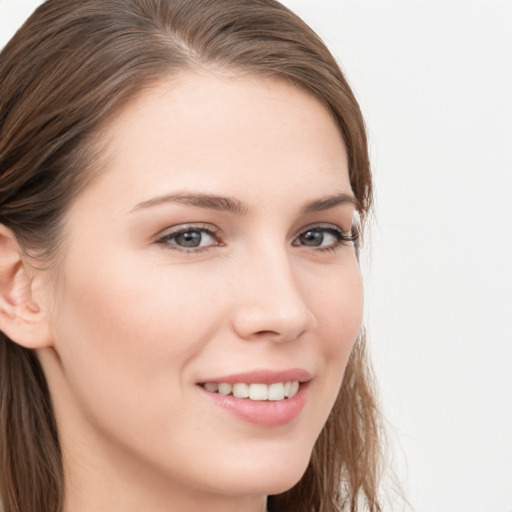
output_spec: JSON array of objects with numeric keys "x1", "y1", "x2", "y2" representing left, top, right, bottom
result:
[{"x1": 0, "y1": 225, "x2": 53, "y2": 349}]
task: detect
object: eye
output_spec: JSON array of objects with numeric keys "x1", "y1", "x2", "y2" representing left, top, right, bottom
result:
[
  {"x1": 293, "y1": 225, "x2": 357, "y2": 251},
  {"x1": 155, "y1": 224, "x2": 221, "y2": 253}
]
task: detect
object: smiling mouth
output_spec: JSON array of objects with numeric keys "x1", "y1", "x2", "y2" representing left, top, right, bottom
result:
[{"x1": 199, "y1": 381, "x2": 300, "y2": 401}]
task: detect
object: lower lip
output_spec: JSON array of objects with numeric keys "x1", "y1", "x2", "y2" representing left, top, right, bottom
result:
[{"x1": 198, "y1": 383, "x2": 309, "y2": 427}]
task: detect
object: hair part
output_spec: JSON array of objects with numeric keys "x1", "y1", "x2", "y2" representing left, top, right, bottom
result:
[{"x1": 0, "y1": 1, "x2": 380, "y2": 511}]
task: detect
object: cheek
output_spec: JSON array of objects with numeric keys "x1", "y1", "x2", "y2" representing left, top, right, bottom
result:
[
  {"x1": 307, "y1": 260, "x2": 363, "y2": 408},
  {"x1": 312, "y1": 261, "x2": 363, "y2": 354},
  {"x1": 55, "y1": 249, "x2": 219, "y2": 350},
  {"x1": 49, "y1": 252, "x2": 226, "y2": 430}
]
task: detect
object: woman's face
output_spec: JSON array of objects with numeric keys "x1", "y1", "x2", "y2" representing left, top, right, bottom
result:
[{"x1": 41, "y1": 72, "x2": 363, "y2": 508}]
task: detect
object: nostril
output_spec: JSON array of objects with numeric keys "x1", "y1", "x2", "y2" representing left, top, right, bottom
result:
[{"x1": 254, "y1": 330, "x2": 279, "y2": 337}]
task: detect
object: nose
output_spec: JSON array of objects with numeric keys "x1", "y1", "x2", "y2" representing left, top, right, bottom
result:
[{"x1": 230, "y1": 247, "x2": 317, "y2": 343}]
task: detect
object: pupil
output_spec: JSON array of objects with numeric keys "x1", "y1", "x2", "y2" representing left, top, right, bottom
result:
[
  {"x1": 177, "y1": 231, "x2": 201, "y2": 247},
  {"x1": 301, "y1": 230, "x2": 323, "y2": 246}
]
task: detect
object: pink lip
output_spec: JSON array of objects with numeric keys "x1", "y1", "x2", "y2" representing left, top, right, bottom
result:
[
  {"x1": 197, "y1": 368, "x2": 312, "y2": 385},
  {"x1": 196, "y1": 368, "x2": 312, "y2": 427}
]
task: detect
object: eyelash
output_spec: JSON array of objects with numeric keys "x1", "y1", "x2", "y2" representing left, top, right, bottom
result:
[
  {"x1": 155, "y1": 223, "x2": 358, "y2": 254},
  {"x1": 294, "y1": 224, "x2": 359, "y2": 253},
  {"x1": 155, "y1": 224, "x2": 221, "y2": 254}
]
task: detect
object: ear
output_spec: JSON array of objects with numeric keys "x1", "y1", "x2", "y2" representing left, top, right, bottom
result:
[{"x1": 0, "y1": 225, "x2": 53, "y2": 349}]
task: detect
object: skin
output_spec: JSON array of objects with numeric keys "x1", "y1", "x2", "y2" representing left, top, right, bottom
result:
[{"x1": 33, "y1": 72, "x2": 364, "y2": 512}]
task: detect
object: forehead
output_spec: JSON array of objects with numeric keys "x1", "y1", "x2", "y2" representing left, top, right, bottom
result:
[{"x1": 75, "y1": 72, "x2": 351, "y2": 214}]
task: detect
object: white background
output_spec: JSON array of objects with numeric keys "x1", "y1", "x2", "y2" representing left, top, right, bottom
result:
[{"x1": 1, "y1": 1, "x2": 511, "y2": 512}]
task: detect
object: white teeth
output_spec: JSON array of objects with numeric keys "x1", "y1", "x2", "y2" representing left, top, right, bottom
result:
[
  {"x1": 202, "y1": 381, "x2": 301, "y2": 401},
  {"x1": 249, "y1": 383, "x2": 268, "y2": 400},
  {"x1": 218, "y1": 383, "x2": 232, "y2": 396},
  {"x1": 288, "y1": 381, "x2": 299, "y2": 398},
  {"x1": 232, "y1": 383, "x2": 249, "y2": 398},
  {"x1": 268, "y1": 382, "x2": 285, "y2": 401}
]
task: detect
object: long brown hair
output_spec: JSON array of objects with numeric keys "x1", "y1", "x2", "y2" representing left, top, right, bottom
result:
[{"x1": 0, "y1": 1, "x2": 382, "y2": 511}]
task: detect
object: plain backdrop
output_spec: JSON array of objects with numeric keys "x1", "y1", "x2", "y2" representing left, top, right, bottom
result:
[{"x1": 1, "y1": 1, "x2": 511, "y2": 512}]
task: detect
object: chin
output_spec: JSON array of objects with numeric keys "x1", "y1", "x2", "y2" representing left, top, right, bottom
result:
[
  {"x1": 217, "y1": 448, "x2": 312, "y2": 497},
  {"x1": 226, "y1": 471, "x2": 307, "y2": 498}
]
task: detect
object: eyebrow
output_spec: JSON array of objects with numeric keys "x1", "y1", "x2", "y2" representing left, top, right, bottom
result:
[
  {"x1": 131, "y1": 191, "x2": 359, "y2": 215},
  {"x1": 131, "y1": 192, "x2": 248, "y2": 215},
  {"x1": 300, "y1": 193, "x2": 360, "y2": 214}
]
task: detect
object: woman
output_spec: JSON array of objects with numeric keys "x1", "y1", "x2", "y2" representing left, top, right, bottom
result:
[{"x1": 0, "y1": 1, "x2": 382, "y2": 511}]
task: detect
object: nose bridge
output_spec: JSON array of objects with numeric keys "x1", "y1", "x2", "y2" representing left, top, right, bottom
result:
[{"x1": 231, "y1": 241, "x2": 316, "y2": 341}]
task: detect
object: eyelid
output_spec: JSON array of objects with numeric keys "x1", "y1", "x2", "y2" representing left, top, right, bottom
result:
[
  {"x1": 154, "y1": 223, "x2": 223, "y2": 252},
  {"x1": 293, "y1": 222, "x2": 359, "y2": 251},
  {"x1": 152, "y1": 220, "x2": 358, "y2": 255},
  {"x1": 295, "y1": 222, "x2": 354, "y2": 238}
]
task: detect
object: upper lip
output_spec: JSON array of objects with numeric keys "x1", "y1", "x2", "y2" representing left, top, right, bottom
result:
[{"x1": 197, "y1": 368, "x2": 312, "y2": 385}]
